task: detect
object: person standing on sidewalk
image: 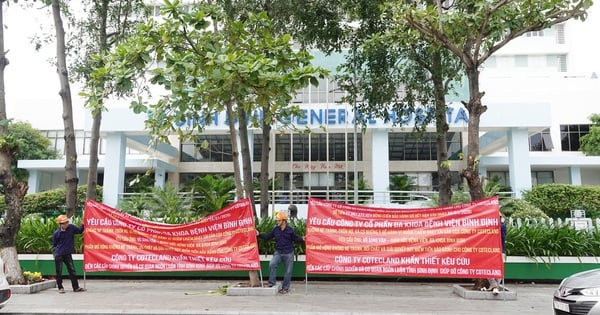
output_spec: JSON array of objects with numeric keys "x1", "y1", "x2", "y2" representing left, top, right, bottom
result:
[
  {"x1": 257, "y1": 211, "x2": 304, "y2": 294},
  {"x1": 52, "y1": 214, "x2": 86, "y2": 293},
  {"x1": 487, "y1": 220, "x2": 507, "y2": 295}
]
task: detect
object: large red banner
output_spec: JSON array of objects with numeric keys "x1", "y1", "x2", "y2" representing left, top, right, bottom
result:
[
  {"x1": 83, "y1": 198, "x2": 260, "y2": 272},
  {"x1": 306, "y1": 197, "x2": 503, "y2": 279}
]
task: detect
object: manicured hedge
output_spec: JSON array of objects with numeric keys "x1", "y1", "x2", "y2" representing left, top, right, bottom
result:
[
  {"x1": 0, "y1": 185, "x2": 102, "y2": 216},
  {"x1": 523, "y1": 184, "x2": 600, "y2": 218}
]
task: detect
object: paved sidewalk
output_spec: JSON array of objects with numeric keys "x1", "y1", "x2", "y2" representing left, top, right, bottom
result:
[{"x1": 3, "y1": 279, "x2": 557, "y2": 315}]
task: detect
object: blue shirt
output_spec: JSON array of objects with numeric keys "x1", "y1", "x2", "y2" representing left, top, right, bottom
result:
[
  {"x1": 258, "y1": 225, "x2": 304, "y2": 254},
  {"x1": 52, "y1": 224, "x2": 84, "y2": 256}
]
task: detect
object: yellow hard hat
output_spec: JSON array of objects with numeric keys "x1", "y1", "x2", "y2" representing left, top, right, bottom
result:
[
  {"x1": 275, "y1": 211, "x2": 288, "y2": 221},
  {"x1": 56, "y1": 215, "x2": 69, "y2": 224}
]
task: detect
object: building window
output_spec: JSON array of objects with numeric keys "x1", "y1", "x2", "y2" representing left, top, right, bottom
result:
[
  {"x1": 180, "y1": 135, "x2": 233, "y2": 162},
  {"x1": 292, "y1": 78, "x2": 346, "y2": 104},
  {"x1": 529, "y1": 128, "x2": 553, "y2": 151},
  {"x1": 389, "y1": 132, "x2": 462, "y2": 161},
  {"x1": 555, "y1": 24, "x2": 565, "y2": 44},
  {"x1": 561, "y1": 124, "x2": 590, "y2": 152},
  {"x1": 487, "y1": 171, "x2": 510, "y2": 188},
  {"x1": 179, "y1": 173, "x2": 234, "y2": 187},
  {"x1": 532, "y1": 171, "x2": 554, "y2": 185},
  {"x1": 526, "y1": 30, "x2": 544, "y2": 37},
  {"x1": 275, "y1": 132, "x2": 362, "y2": 162},
  {"x1": 515, "y1": 55, "x2": 528, "y2": 68}
]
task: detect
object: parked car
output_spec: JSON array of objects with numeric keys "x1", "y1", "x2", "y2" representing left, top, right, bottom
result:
[
  {"x1": 0, "y1": 257, "x2": 11, "y2": 309},
  {"x1": 553, "y1": 268, "x2": 600, "y2": 315}
]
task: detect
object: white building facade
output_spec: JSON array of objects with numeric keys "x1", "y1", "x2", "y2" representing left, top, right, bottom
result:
[{"x1": 17, "y1": 18, "x2": 600, "y2": 209}]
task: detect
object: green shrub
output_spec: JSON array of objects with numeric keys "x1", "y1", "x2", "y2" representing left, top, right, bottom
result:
[
  {"x1": 17, "y1": 215, "x2": 83, "y2": 254},
  {"x1": 505, "y1": 222, "x2": 600, "y2": 258},
  {"x1": 255, "y1": 217, "x2": 305, "y2": 255},
  {"x1": 500, "y1": 199, "x2": 549, "y2": 220},
  {"x1": 0, "y1": 185, "x2": 102, "y2": 216},
  {"x1": 523, "y1": 184, "x2": 600, "y2": 218}
]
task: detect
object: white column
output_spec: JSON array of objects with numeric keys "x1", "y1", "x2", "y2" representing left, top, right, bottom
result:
[
  {"x1": 27, "y1": 170, "x2": 41, "y2": 193},
  {"x1": 154, "y1": 166, "x2": 166, "y2": 188},
  {"x1": 568, "y1": 166, "x2": 582, "y2": 185},
  {"x1": 103, "y1": 132, "x2": 126, "y2": 207},
  {"x1": 507, "y1": 128, "x2": 532, "y2": 198},
  {"x1": 371, "y1": 129, "x2": 390, "y2": 204}
]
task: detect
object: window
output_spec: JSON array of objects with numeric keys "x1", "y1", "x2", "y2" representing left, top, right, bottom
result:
[
  {"x1": 515, "y1": 55, "x2": 528, "y2": 68},
  {"x1": 532, "y1": 171, "x2": 554, "y2": 185},
  {"x1": 561, "y1": 124, "x2": 590, "y2": 151},
  {"x1": 546, "y1": 54, "x2": 568, "y2": 72},
  {"x1": 389, "y1": 132, "x2": 462, "y2": 161},
  {"x1": 292, "y1": 78, "x2": 346, "y2": 104},
  {"x1": 529, "y1": 128, "x2": 553, "y2": 151},
  {"x1": 488, "y1": 172, "x2": 510, "y2": 188},
  {"x1": 555, "y1": 24, "x2": 565, "y2": 44},
  {"x1": 179, "y1": 173, "x2": 234, "y2": 187},
  {"x1": 526, "y1": 30, "x2": 544, "y2": 37},
  {"x1": 275, "y1": 133, "x2": 362, "y2": 162},
  {"x1": 180, "y1": 135, "x2": 233, "y2": 162}
]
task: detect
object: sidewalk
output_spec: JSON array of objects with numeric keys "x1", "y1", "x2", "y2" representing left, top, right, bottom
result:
[{"x1": 3, "y1": 279, "x2": 556, "y2": 315}]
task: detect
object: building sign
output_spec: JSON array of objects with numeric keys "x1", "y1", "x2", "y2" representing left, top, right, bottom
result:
[
  {"x1": 292, "y1": 162, "x2": 347, "y2": 171},
  {"x1": 83, "y1": 199, "x2": 260, "y2": 272},
  {"x1": 305, "y1": 197, "x2": 503, "y2": 278},
  {"x1": 171, "y1": 103, "x2": 469, "y2": 130}
]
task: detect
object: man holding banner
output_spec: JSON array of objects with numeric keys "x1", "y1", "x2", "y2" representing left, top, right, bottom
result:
[{"x1": 257, "y1": 211, "x2": 304, "y2": 294}]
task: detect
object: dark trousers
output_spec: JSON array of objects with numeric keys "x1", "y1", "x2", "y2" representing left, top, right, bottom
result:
[{"x1": 54, "y1": 254, "x2": 80, "y2": 290}]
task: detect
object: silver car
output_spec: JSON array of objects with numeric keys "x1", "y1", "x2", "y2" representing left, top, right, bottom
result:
[
  {"x1": 554, "y1": 268, "x2": 600, "y2": 315},
  {"x1": 0, "y1": 257, "x2": 10, "y2": 309}
]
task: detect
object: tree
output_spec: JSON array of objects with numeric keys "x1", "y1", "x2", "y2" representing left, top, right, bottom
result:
[
  {"x1": 0, "y1": 0, "x2": 29, "y2": 285},
  {"x1": 333, "y1": 1, "x2": 462, "y2": 205},
  {"x1": 48, "y1": 0, "x2": 79, "y2": 218},
  {"x1": 221, "y1": 0, "x2": 462, "y2": 205},
  {"x1": 580, "y1": 113, "x2": 600, "y2": 155},
  {"x1": 387, "y1": 0, "x2": 592, "y2": 201},
  {"x1": 88, "y1": 2, "x2": 326, "y2": 286},
  {"x1": 8, "y1": 121, "x2": 59, "y2": 182},
  {"x1": 70, "y1": 0, "x2": 149, "y2": 202}
]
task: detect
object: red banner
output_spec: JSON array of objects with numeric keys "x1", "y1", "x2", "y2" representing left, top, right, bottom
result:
[
  {"x1": 83, "y1": 198, "x2": 260, "y2": 272},
  {"x1": 306, "y1": 197, "x2": 503, "y2": 279}
]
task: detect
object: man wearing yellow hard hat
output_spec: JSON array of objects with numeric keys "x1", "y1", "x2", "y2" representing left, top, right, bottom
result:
[
  {"x1": 257, "y1": 211, "x2": 304, "y2": 294},
  {"x1": 52, "y1": 214, "x2": 85, "y2": 293}
]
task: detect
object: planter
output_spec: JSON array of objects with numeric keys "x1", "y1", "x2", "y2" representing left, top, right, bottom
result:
[
  {"x1": 10, "y1": 280, "x2": 56, "y2": 294},
  {"x1": 17, "y1": 254, "x2": 600, "y2": 281}
]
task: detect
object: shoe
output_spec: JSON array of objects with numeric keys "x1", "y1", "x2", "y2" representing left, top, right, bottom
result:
[
  {"x1": 267, "y1": 284, "x2": 275, "y2": 287},
  {"x1": 58, "y1": 288, "x2": 65, "y2": 294},
  {"x1": 278, "y1": 289, "x2": 288, "y2": 294},
  {"x1": 74, "y1": 287, "x2": 86, "y2": 292}
]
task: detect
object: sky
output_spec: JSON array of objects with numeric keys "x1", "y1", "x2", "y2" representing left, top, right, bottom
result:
[{"x1": 2, "y1": 3, "x2": 599, "y2": 131}]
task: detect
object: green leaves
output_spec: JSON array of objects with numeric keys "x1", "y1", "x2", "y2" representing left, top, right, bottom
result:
[
  {"x1": 580, "y1": 113, "x2": 600, "y2": 156},
  {"x1": 506, "y1": 222, "x2": 600, "y2": 259}
]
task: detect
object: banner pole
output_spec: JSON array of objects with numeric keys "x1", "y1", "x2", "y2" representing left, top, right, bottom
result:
[{"x1": 304, "y1": 272, "x2": 308, "y2": 295}]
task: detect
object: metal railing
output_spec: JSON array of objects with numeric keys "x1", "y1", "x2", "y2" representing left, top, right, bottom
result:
[{"x1": 118, "y1": 190, "x2": 515, "y2": 206}]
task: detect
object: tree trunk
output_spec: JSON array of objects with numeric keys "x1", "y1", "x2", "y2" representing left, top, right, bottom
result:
[
  {"x1": 0, "y1": 0, "x2": 27, "y2": 285},
  {"x1": 225, "y1": 101, "x2": 244, "y2": 199},
  {"x1": 237, "y1": 107, "x2": 257, "y2": 217},
  {"x1": 86, "y1": 110, "x2": 101, "y2": 201},
  {"x1": 236, "y1": 107, "x2": 260, "y2": 287},
  {"x1": 461, "y1": 66, "x2": 485, "y2": 201},
  {"x1": 52, "y1": 0, "x2": 79, "y2": 217},
  {"x1": 259, "y1": 119, "x2": 271, "y2": 218},
  {"x1": 432, "y1": 52, "x2": 452, "y2": 206}
]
